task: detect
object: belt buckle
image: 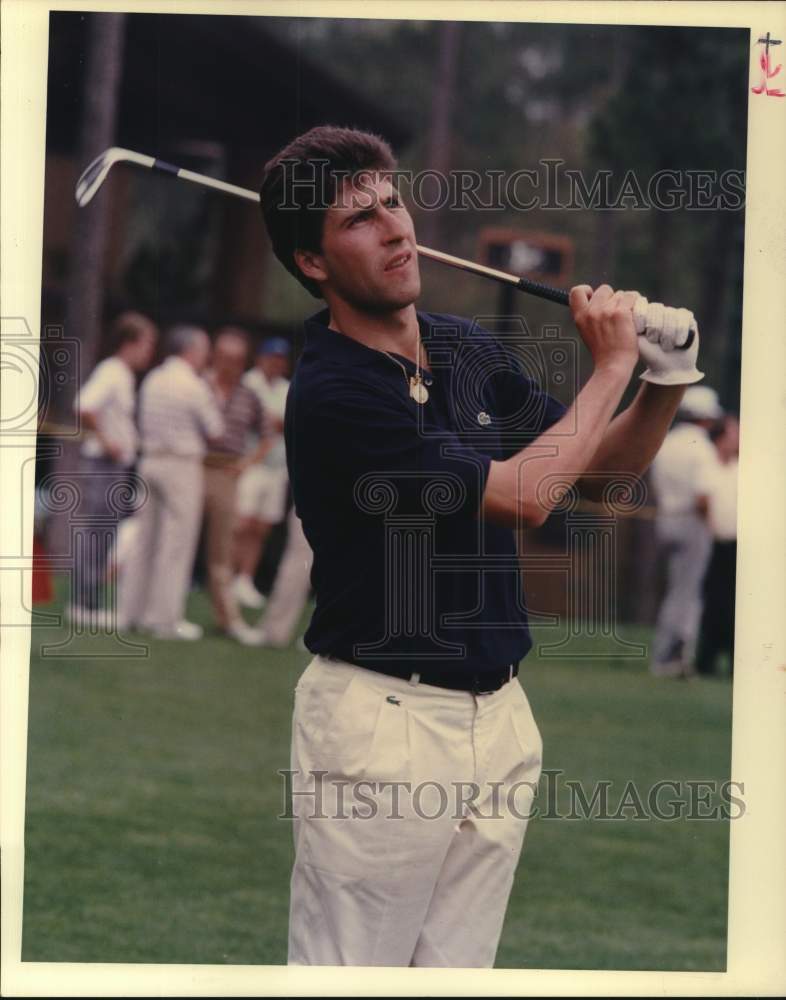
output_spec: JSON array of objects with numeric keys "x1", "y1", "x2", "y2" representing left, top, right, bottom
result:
[
  {"x1": 474, "y1": 664, "x2": 514, "y2": 695},
  {"x1": 473, "y1": 674, "x2": 498, "y2": 696}
]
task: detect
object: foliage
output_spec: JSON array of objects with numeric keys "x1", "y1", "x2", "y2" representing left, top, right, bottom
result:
[{"x1": 259, "y1": 18, "x2": 748, "y2": 407}]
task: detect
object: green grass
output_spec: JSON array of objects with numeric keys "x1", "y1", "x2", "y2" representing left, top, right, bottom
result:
[{"x1": 22, "y1": 583, "x2": 732, "y2": 969}]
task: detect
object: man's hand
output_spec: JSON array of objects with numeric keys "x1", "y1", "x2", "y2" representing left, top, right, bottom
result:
[
  {"x1": 570, "y1": 284, "x2": 640, "y2": 376},
  {"x1": 103, "y1": 440, "x2": 126, "y2": 464},
  {"x1": 229, "y1": 457, "x2": 252, "y2": 478},
  {"x1": 80, "y1": 409, "x2": 125, "y2": 463},
  {"x1": 633, "y1": 298, "x2": 704, "y2": 385}
]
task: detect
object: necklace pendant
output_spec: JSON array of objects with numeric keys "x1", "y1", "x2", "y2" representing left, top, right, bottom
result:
[{"x1": 409, "y1": 376, "x2": 429, "y2": 404}]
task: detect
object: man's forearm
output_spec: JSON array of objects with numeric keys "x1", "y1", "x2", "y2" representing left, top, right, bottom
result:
[
  {"x1": 248, "y1": 436, "x2": 275, "y2": 465},
  {"x1": 483, "y1": 362, "x2": 634, "y2": 527},
  {"x1": 80, "y1": 409, "x2": 117, "y2": 456},
  {"x1": 577, "y1": 381, "x2": 686, "y2": 499}
]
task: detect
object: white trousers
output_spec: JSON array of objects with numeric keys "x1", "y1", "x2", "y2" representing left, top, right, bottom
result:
[
  {"x1": 117, "y1": 455, "x2": 204, "y2": 630},
  {"x1": 652, "y1": 512, "x2": 713, "y2": 672},
  {"x1": 288, "y1": 656, "x2": 543, "y2": 967},
  {"x1": 259, "y1": 509, "x2": 313, "y2": 646}
]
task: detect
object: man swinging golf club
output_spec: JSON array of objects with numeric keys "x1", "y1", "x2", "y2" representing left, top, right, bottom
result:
[{"x1": 259, "y1": 124, "x2": 702, "y2": 968}]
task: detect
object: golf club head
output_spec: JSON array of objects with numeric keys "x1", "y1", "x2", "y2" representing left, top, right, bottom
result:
[{"x1": 75, "y1": 147, "x2": 156, "y2": 206}]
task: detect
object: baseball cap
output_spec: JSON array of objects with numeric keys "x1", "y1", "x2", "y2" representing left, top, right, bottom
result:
[
  {"x1": 679, "y1": 385, "x2": 723, "y2": 421},
  {"x1": 258, "y1": 337, "x2": 290, "y2": 357}
]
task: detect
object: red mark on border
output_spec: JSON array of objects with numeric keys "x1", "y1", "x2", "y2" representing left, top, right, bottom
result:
[{"x1": 752, "y1": 32, "x2": 785, "y2": 97}]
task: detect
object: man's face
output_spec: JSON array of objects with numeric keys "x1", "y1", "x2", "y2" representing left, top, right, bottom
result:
[
  {"x1": 258, "y1": 353, "x2": 290, "y2": 380},
  {"x1": 190, "y1": 332, "x2": 211, "y2": 373},
  {"x1": 129, "y1": 329, "x2": 157, "y2": 372},
  {"x1": 213, "y1": 334, "x2": 248, "y2": 383},
  {"x1": 301, "y1": 172, "x2": 421, "y2": 312}
]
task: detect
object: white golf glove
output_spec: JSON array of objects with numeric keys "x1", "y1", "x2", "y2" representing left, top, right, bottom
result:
[{"x1": 633, "y1": 297, "x2": 704, "y2": 385}]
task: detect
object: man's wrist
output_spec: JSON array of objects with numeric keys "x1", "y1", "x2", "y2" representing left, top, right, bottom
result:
[
  {"x1": 593, "y1": 356, "x2": 636, "y2": 383},
  {"x1": 639, "y1": 381, "x2": 687, "y2": 400}
]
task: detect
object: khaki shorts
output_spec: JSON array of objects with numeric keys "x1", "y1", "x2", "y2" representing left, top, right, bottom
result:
[{"x1": 236, "y1": 464, "x2": 288, "y2": 523}]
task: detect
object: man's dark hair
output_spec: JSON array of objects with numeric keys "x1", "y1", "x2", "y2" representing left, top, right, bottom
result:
[
  {"x1": 260, "y1": 125, "x2": 398, "y2": 299},
  {"x1": 110, "y1": 311, "x2": 157, "y2": 352}
]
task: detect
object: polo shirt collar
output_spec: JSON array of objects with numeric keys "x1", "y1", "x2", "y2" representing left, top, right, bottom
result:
[
  {"x1": 303, "y1": 307, "x2": 439, "y2": 368},
  {"x1": 164, "y1": 355, "x2": 196, "y2": 375}
]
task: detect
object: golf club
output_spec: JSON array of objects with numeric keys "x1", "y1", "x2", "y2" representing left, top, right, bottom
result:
[{"x1": 75, "y1": 146, "x2": 696, "y2": 347}]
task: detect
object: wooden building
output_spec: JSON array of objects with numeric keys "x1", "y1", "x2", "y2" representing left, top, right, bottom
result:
[{"x1": 43, "y1": 12, "x2": 411, "y2": 341}]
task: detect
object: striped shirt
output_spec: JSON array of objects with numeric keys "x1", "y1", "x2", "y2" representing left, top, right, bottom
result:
[
  {"x1": 242, "y1": 369, "x2": 290, "y2": 470},
  {"x1": 204, "y1": 372, "x2": 266, "y2": 456},
  {"x1": 139, "y1": 356, "x2": 224, "y2": 459}
]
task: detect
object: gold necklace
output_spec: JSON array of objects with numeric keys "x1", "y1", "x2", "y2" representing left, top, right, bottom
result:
[{"x1": 382, "y1": 337, "x2": 429, "y2": 405}]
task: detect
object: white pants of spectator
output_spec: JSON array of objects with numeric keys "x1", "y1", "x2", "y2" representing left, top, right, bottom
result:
[
  {"x1": 117, "y1": 455, "x2": 204, "y2": 631},
  {"x1": 288, "y1": 656, "x2": 543, "y2": 967},
  {"x1": 258, "y1": 508, "x2": 313, "y2": 646},
  {"x1": 651, "y1": 512, "x2": 713, "y2": 675}
]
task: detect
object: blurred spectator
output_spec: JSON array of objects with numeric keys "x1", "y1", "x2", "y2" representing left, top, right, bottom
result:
[
  {"x1": 118, "y1": 325, "x2": 222, "y2": 640},
  {"x1": 202, "y1": 327, "x2": 270, "y2": 644},
  {"x1": 695, "y1": 415, "x2": 739, "y2": 678},
  {"x1": 252, "y1": 506, "x2": 313, "y2": 648},
  {"x1": 70, "y1": 311, "x2": 157, "y2": 624},
  {"x1": 649, "y1": 385, "x2": 724, "y2": 678},
  {"x1": 232, "y1": 337, "x2": 292, "y2": 609}
]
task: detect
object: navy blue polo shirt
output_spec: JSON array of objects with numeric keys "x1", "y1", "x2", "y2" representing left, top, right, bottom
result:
[{"x1": 285, "y1": 307, "x2": 567, "y2": 686}]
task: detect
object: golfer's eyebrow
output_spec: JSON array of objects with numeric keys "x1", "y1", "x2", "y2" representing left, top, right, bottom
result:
[{"x1": 343, "y1": 192, "x2": 402, "y2": 227}]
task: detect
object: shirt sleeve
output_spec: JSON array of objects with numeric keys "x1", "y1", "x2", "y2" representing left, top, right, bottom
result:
[
  {"x1": 77, "y1": 360, "x2": 115, "y2": 413},
  {"x1": 194, "y1": 381, "x2": 225, "y2": 441},
  {"x1": 295, "y1": 378, "x2": 492, "y2": 522},
  {"x1": 491, "y1": 349, "x2": 568, "y2": 460}
]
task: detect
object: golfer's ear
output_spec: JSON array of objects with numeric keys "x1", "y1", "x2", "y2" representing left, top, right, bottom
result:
[{"x1": 294, "y1": 249, "x2": 327, "y2": 284}]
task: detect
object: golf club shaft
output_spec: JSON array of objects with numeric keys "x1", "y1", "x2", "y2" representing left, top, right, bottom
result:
[
  {"x1": 167, "y1": 160, "x2": 569, "y2": 302},
  {"x1": 152, "y1": 157, "x2": 261, "y2": 203},
  {"x1": 74, "y1": 147, "x2": 695, "y2": 350},
  {"x1": 77, "y1": 149, "x2": 570, "y2": 305},
  {"x1": 414, "y1": 244, "x2": 569, "y2": 305}
]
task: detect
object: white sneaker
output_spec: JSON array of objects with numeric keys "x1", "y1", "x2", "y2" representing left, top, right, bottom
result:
[
  {"x1": 226, "y1": 620, "x2": 264, "y2": 646},
  {"x1": 150, "y1": 620, "x2": 204, "y2": 641},
  {"x1": 247, "y1": 625, "x2": 295, "y2": 650},
  {"x1": 232, "y1": 574, "x2": 266, "y2": 609},
  {"x1": 66, "y1": 605, "x2": 109, "y2": 629}
]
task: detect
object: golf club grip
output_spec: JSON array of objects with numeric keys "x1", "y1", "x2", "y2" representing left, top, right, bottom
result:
[
  {"x1": 516, "y1": 275, "x2": 571, "y2": 306},
  {"x1": 516, "y1": 276, "x2": 695, "y2": 351}
]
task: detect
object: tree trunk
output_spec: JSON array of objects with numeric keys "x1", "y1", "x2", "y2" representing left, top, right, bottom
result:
[
  {"x1": 697, "y1": 208, "x2": 739, "y2": 401},
  {"x1": 649, "y1": 206, "x2": 672, "y2": 302},
  {"x1": 418, "y1": 22, "x2": 462, "y2": 248},
  {"x1": 50, "y1": 13, "x2": 126, "y2": 558},
  {"x1": 64, "y1": 12, "x2": 127, "y2": 395}
]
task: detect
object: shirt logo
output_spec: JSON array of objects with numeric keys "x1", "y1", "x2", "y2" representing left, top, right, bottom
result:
[
  {"x1": 477, "y1": 411, "x2": 492, "y2": 426},
  {"x1": 386, "y1": 695, "x2": 401, "y2": 706}
]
